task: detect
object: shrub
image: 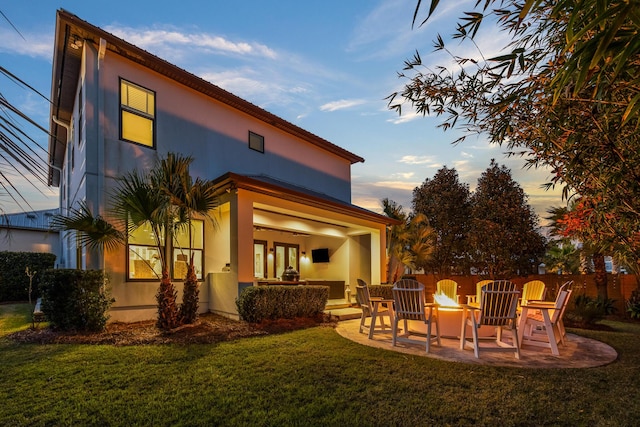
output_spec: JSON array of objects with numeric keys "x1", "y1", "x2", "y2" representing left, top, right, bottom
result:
[
  {"x1": 0, "y1": 252, "x2": 56, "y2": 302},
  {"x1": 627, "y1": 288, "x2": 640, "y2": 319},
  {"x1": 567, "y1": 294, "x2": 617, "y2": 326},
  {"x1": 40, "y1": 269, "x2": 113, "y2": 332},
  {"x1": 236, "y1": 285, "x2": 328, "y2": 323},
  {"x1": 368, "y1": 284, "x2": 394, "y2": 300}
]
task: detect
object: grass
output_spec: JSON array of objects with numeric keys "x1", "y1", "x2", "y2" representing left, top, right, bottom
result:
[
  {"x1": 0, "y1": 303, "x2": 39, "y2": 336},
  {"x1": 1, "y1": 305, "x2": 640, "y2": 426}
]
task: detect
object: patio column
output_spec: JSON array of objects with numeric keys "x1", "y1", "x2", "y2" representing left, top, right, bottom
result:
[{"x1": 232, "y1": 188, "x2": 255, "y2": 290}]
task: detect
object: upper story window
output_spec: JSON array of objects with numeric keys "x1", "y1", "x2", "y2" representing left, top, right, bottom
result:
[
  {"x1": 120, "y1": 79, "x2": 155, "y2": 147},
  {"x1": 248, "y1": 131, "x2": 264, "y2": 153}
]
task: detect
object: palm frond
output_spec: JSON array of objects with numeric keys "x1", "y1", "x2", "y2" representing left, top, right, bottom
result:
[{"x1": 50, "y1": 201, "x2": 124, "y2": 252}]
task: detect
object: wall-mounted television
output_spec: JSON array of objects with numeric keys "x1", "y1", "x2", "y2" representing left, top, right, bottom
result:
[{"x1": 311, "y1": 248, "x2": 330, "y2": 263}]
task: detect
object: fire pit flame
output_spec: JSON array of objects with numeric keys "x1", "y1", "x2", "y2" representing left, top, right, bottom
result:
[{"x1": 434, "y1": 292, "x2": 460, "y2": 308}]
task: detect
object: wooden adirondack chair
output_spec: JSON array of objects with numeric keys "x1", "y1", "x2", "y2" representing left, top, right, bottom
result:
[
  {"x1": 460, "y1": 280, "x2": 521, "y2": 359},
  {"x1": 518, "y1": 281, "x2": 574, "y2": 355},
  {"x1": 466, "y1": 280, "x2": 493, "y2": 307},
  {"x1": 355, "y1": 279, "x2": 394, "y2": 339},
  {"x1": 520, "y1": 280, "x2": 547, "y2": 307},
  {"x1": 392, "y1": 279, "x2": 440, "y2": 353},
  {"x1": 435, "y1": 279, "x2": 459, "y2": 304}
]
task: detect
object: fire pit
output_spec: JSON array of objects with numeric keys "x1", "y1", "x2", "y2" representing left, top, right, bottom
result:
[{"x1": 433, "y1": 293, "x2": 494, "y2": 339}]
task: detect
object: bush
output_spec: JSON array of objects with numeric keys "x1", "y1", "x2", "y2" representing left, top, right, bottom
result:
[
  {"x1": 0, "y1": 252, "x2": 56, "y2": 302},
  {"x1": 368, "y1": 284, "x2": 394, "y2": 300},
  {"x1": 627, "y1": 288, "x2": 640, "y2": 319},
  {"x1": 40, "y1": 269, "x2": 113, "y2": 332},
  {"x1": 236, "y1": 285, "x2": 329, "y2": 323},
  {"x1": 567, "y1": 294, "x2": 617, "y2": 325}
]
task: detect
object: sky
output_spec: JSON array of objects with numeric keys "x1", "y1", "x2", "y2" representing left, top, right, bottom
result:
[{"x1": 0, "y1": 0, "x2": 565, "y2": 224}]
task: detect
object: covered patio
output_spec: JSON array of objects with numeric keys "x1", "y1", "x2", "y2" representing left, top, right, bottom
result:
[{"x1": 334, "y1": 317, "x2": 618, "y2": 368}]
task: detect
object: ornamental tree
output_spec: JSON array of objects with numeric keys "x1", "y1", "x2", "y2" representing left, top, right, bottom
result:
[
  {"x1": 467, "y1": 160, "x2": 546, "y2": 278},
  {"x1": 412, "y1": 166, "x2": 471, "y2": 276}
]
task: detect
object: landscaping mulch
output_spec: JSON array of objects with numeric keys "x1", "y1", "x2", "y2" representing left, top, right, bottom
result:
[{"x1": 9, "y1": 312, "x2": 336, "y2": 346}]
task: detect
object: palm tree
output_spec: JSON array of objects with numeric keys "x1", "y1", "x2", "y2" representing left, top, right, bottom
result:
[
  {"x1": 405, "y1": 212, "x2": 435, "y2": 273},
  {"x1": 154, "y1": 154, "x2": 218, "y2": 324},
  {"x1": 53, "y1": 152, "x2": 218, "y2": 330},
  {"x1": 382, "y1": 198, "x2": 409, "y2": 283},
  {"x1": 382, "y1": 199, "x2": 435, "y2": 283}
]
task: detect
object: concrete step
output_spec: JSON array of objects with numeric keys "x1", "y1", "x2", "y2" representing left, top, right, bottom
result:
[{"x1": 324, "y1": 306, "x2": 362, "y2": 321}]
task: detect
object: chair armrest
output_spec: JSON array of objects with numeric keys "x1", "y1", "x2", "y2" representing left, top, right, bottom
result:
[
  {"x1": 371, "y1": 298, "x2": 394, "y2": 304},
  {"x1": 522, "y1": 302, "x2": 554, "y2": 309},
  {"x1": 525, "y1": 299, "x2": 554, "y2": 305}
]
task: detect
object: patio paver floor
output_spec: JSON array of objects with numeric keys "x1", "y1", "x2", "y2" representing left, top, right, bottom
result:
[{"x1": 335, "y1": 318, "x2": 617, "y2": 368}]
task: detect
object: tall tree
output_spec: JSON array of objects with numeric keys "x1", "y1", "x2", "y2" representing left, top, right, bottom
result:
[
  {"x1": 412, "y1": 166, "x2": 471, "y2": 276},
  {"x1": 388, "y1": 0, "x2": 640, "y2": 270},
  {"x1": 467, "y1": 160, "x2": 546, "y2": 278}
]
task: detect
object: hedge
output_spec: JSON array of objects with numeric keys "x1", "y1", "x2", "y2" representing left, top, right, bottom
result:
[
  {"x1": 0, "y1": 251, "x2": 56, "y2": 302},
  {"x1": 40, "y1": 269, "x2": 113, "y2": 332},
  {"x1": 236, "y1": 285, "x2": 329, "y2": 323}
]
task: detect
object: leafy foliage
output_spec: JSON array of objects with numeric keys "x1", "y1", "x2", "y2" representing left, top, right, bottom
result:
[
  {"x1": 567, "y1": 293, "x2": 617, "y2": 326},
  {"x1": 0, "y1": 252, "x2": 56, "y2": 302},
  {"x1": 467, "y1": 160, "x2": 546, "y2": 278},
  {"x1": 547, "y1": 199, "x2": 612, "y2": 298},
  {"x1": 412, "y1": 166, "x2": 471, "y2": 275},
  {"x1": 543, "y1": 240, "x2": 581, "y2": 274},
  {"x1": 382, "y1": 198, "x2": 436, "y2": 282},
  {"x1": 626, "y1": 288, "x2": 640, "y2": 320},
  {"x1": 236, "y1": 285, "x2": 328, "y2": 323},
  {"x1": 52, "y1": 152, "x2": 219, "y2": 330},
  {"x1": 389, "y1": 0, "x2": 640, "y2": 273},
  {"x1": 40, "y1": 269, "x2": 112, "y2": 332},
  {"x1": 49, "y1": 201, "x2": 125, "y2": 252}
]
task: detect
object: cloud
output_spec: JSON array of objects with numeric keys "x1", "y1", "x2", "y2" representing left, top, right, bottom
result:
[
  {"x1": 387, "y1": 110, "x2": 423, "y2": 124},
  {"x1": 347, "y1": 0, "x2": 480, "y2": 61},
  {"x1": 0, "y1": 28, "x2": 52, "y2": 59},
  {"x1": 105, "y1": 25, "x2": 277, "y2": 59},
  {"x1": 372, "y1": 180, "x2": 420, "y2": 191},
  {"x1": 352, "y1": 179, "x2": 414, "y2": 213},
  {"x1": 398, "y1": 155, "x2": 438, "y2": 166},
  {"x1": 319, "y1": 99, "x2": 366, "y2": 112},
  {"x1": 392, "y1": 172, "x2": 415, "y2": 179}
]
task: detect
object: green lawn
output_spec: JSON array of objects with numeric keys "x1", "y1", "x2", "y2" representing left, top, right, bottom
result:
[{"x1": 1, "y1": 304, "x2": 640, "y2": 426}]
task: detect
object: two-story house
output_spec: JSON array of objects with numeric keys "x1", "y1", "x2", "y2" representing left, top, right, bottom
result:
[{"x1": 48, "y1": 9, "x2": 394, "y2": 322}]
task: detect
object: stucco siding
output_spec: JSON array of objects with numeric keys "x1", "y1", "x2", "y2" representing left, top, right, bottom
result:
[{"x1": 96, "y1": 52, "x2": 352, "y2": 202}]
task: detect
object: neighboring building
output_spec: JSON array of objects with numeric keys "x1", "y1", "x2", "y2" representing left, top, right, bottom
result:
[
  {"x1": 48, "y1": 10, "x2": 395, "y2": 322},
  {"x1": 0, "y1": 209, "x2": 59, "y2": 259}
]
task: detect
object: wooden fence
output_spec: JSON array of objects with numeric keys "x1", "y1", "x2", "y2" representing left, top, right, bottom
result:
[{"x1": 407, "y1": 273, "x2": 638, "y2": 313}]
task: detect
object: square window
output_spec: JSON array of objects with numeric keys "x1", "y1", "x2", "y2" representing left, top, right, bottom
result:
[{"x1": 249, "y1": 131, "x2": 264, "y2": 153}]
